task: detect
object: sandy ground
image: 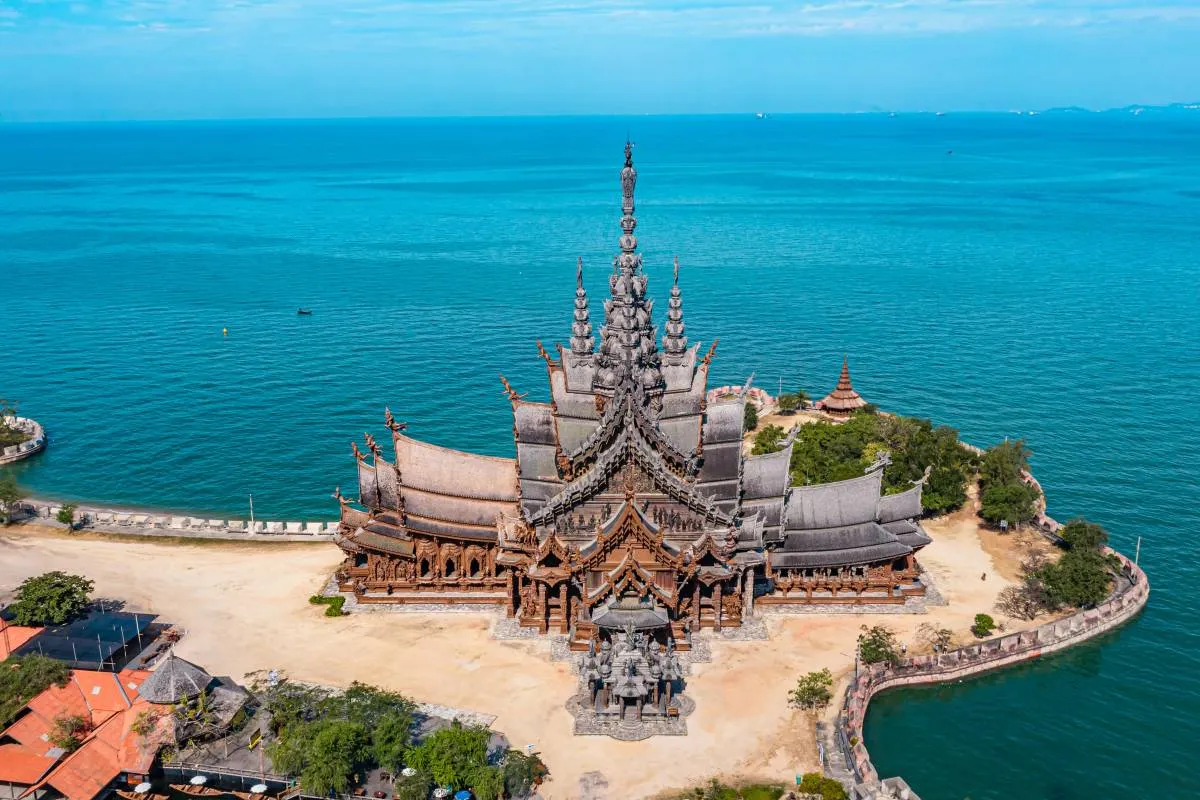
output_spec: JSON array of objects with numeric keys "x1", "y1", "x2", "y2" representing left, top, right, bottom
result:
[{"x1": 0, "y1": 512, "x2": 1052, "y2": 800}]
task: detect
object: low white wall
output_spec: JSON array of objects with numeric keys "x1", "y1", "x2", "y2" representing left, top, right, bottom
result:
[
  {"x1": 0, "y1": 416, "x2": 47, "y2": 464},
  {"x1": 17, "y1": 498, "x2": 338, "y2": 542}
]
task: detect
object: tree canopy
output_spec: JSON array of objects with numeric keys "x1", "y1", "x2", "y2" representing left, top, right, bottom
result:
[
  {"x1": 0, "y1": 472, "x2": 24, "y2": 525},
  {"x1": 788, "y1": 668, "x2": 833, "y2": 711},
  {"x1": 858, "y1": 625, "x2": 900, "y2": 665},
  {"x1": 750, "y1": 424, "x2": 786, "y2": 456},
  {"x1": 264, "y1": 681, "x2": 416, "y2": 795},
  {"x1": 978, "y1": 439, "x2": 1041, "y2": 527},
  {"x1": 9, "y1": 571, "x2": 94, "y2": 625},
  {"x1": 1037, "y1": 519, "x2": 1115, "y2": 609},
  {"x1": 742, "y1": 403, "x2": 758, "y2": 433},
  {"x1": 769, "y1": 412, "x2": 974, "y2": 514},
  {"x1": 0, "y1": 654, "x2": 71, "y2": 728}
]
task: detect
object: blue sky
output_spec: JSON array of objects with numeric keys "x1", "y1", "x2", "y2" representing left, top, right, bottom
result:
[{"x1": 1, "y1": 1, "x2": 1199, "y2": 121}]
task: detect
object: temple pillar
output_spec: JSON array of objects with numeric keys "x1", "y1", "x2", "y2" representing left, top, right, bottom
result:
[
  {"x1": 713, "y1": 582, "x2": 723, "y2": 632},
  {"x1": 558, "y1": 583, "x2": 569, "y2": 634},
  {"x1": 538, "y1": 583, "x2": 549, "y2": 633},
  {"x1": 506, "y1": 572, "x2": 516, "y2": 618},
  {"x1": 691, "y1": 583, "x2": 701, "y2": 630},
  {"x1": 743, "y1": 568, "x2": 754, "y2": 620}
]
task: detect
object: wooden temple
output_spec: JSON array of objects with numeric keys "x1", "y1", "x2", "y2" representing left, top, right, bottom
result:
[{"x1": 334, "y1": 144, "x2": 931, "y2": 649}]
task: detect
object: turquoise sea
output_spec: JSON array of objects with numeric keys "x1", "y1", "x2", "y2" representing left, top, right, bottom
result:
[{"x1": 2, "y1": 115, "x2": 1198, "y2": 798}]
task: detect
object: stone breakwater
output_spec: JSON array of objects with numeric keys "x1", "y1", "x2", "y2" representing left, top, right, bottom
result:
[
  {"x1": 0, "y1": 416, "x2": 46, "y2": 465},
  {"x1": 825, "y1": 548, "x2": 1150, "y2": 800},
  {"x1": 16, "y1": 498, "x2": 336, "y2": 542}
]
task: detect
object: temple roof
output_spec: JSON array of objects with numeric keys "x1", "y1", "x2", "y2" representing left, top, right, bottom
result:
[
  {"x1": 818, "y1": 357, "x2": 867, "y2": 413},
  {"x1": 877, "y1": 483, "x2": 924, "y2": 523},
  {"x1": 139, "y1": 655, "x2": 212, "y2": 704},
  {"x1": 783, "y1": 468, "x2": 882, "y2": 531}
]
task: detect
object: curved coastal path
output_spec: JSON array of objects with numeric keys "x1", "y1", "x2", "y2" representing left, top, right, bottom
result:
[{"x1": 823, "y1": 547, "x2": 1149, "y2": 799}]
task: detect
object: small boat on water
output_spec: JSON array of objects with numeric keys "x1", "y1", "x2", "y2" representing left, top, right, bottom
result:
[
  {"x1": 170, "y1": 784, "x2": 225, "y2": 798},
  {"x1": 296, "y1": 308, "x2": 313, "y2": 316}
]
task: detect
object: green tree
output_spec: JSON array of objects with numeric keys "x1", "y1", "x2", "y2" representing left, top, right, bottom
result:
[
  {"x1": 743, "y1": 403, "x2": 758, "y2": 432},
  {"x1": 0, "y1": 472, "x2": 24, "y2": 525},
  {"x1": 788, "y1": 668, "x2": 833, "y2": 710},
  {"x1": 405, "y1": 722, "x2": 493, "y2": 789},
  {"x1": 502, "y1": 750, "x2": 549, "y2": 798},
  {"x1": 0, "y1": 654, "x2": 71, "y2": 728},
  {"x1": 971, "y1": 614, "x2": 996, "y2": 638},
  {"x1": 299, "y1": 719, "x2": 368, "y2": 794},
  {"x1": 778, "y1": 392, "x2": 808, "y2": 414},
  {"x1": 857, "y1": 625, "x2": 900, "y2": 665},
  {"x1": 56, "y1": 503, "x2": 79, "y2": 531},
  {"x1": 979, "y1": 482, "x2": 1039, "y2": 527},
  {"x1": 1039, "y1": 551, "x2": 1112, "y2": 608},
  {"x1": 392, "y1": 769, "x2": 433, "y2": 800},
  {"x1": 1059, "y1": 518, "x2": 1109, "y2": 553},
  {"x1": 371, "y1": 710, "x2": 413, "y2": 773},
  {"x1": 750, "y1": 424, "x2": 786, "y2": 456},
  {"x1": 49, "y1": 714, "x2": 90, "y2": 753},
  {"x1": 979, "y1": 439, "x2": 1032, "y2": 488},
  {"x1": 9, "y1": 571, "x2": 95, "y2": 625}
]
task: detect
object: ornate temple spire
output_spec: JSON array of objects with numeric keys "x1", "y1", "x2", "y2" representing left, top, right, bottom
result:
[
  {"x1": 662, "y1": 256, "x2": 688, "y2": 362},
  {"x1": 570, "y1": 257, "x2": 595, "y2": 358},
  {"x1": 596, "y1": 142, "x2": 662, "y2": 394}
]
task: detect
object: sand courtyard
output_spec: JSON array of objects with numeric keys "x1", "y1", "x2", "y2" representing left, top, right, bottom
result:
[{"x1": 0, "y1": 506, "x2": 1047, "y2": 800}]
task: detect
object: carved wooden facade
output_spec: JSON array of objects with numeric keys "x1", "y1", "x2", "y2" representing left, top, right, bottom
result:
[{"x1": 335, "y1": 144, "x2": 931, "y2": 633}]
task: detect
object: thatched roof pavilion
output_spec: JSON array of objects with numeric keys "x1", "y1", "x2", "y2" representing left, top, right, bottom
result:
[{"x1": 139, "y1": 654, "x2": 213, "y2": 704}]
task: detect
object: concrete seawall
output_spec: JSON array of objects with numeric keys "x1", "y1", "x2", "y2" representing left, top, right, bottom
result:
[
  {"x1": 14, "y1": 498, "x2": 337, "y2": 542},
  {"x1": 0, "y1": 416, "x2": 47, "y2": 465},
  {"x1": 825, "y1": 548, "x2": 1150, "y2": 799}
]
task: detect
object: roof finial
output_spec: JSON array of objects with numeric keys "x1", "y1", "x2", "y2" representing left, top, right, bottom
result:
[
  {"x1": 570, "y1": 257, "x2": 595, "y2": 358},
  {"x1": 595, "y1": 141, "x2": 662, "y2": 393},
  {"x1": 663, "y1": 255, "x2": 688, "y2": 362}
]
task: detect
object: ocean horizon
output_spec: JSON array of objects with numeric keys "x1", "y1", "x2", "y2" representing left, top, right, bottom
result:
[{"x1": 3, "y1": 114, "x2": 1198, "y2": 798}]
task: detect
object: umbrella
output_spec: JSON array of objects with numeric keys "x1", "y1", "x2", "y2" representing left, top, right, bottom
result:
[
  {"x1": 401, "y1": 767, "x2": 417, "y2": 778},
  {"x1": 190, "y1": 776, "x2": 208, "y2": 786},
  {"x1": 133, "y1": 784, "x2": 152, "y2": 795},
  {"x1": 455, "y1": 792, "x2": 472, "y2": 800},
  {"x1": 250, "y1": 785, "x2": 268, "y2": 794}
]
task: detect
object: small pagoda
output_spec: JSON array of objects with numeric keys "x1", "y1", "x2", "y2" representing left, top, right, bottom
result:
[{"x1": 817, "y1": 357, "x2": 868, "y2": 417}]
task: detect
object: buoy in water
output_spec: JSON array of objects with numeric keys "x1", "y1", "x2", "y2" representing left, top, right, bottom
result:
[{"x1": 222, "y1": 327, "x2": 228, "y2": 336}]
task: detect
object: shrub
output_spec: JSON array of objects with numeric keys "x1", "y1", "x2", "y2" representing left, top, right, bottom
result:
[
  {"x1": 971, "y1": 614, "x2": 996, "y2": 638},
  {"x1": 49, "y1": 714, "x2": 90, "y2": 753},
  {"x1": 9, "y1": 571, "x2": 94, "y2": 625},
  {"x1": 308, "y1": 595, "x2": 347, "y2": 616},
  {"x1": 797, "y1": 772, "x2": 849, "y2": 800}
]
